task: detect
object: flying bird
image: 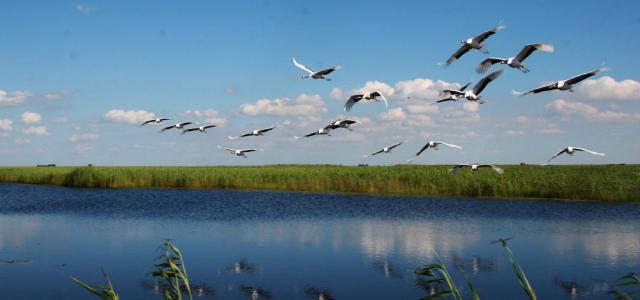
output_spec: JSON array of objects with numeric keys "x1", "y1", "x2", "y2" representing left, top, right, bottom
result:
[
  {"x1": 476, "y1": 43, "x2": 554, "y2": 73},
  {"x1": 160, "y1": 122, "x2": 192, "y2": 132},
  {"x1": 294, "y1": 126, "x2": 332, "y2": 139},
  {"x1": 181, "y1": 125, "x2": 216, "y2": 134},
  {"x1": 513, "y1": 67, "x2": 607, "y2": 96},
  {"x1": 326, "y1": 119, "x2": 360, "y2": 131},
  {"x1": 547, "y1": 146, "x2": 605, "y2": 163},
  {"x1": 444, "y1": 69, "x2": 503, "y2": 104},
  {"x1": 431, "y1": 82, "x2": 472, "y2": 104},
  {"x1": 416, "y1": 141, "x2": 462, "y2": 156},
  {"x1": 229, "y1": 125, "x2": 278, "y2": 139},
  {"x1": 363, "y1": 141, "x2": 405, "y2": 157},
  {"x1": 140, "y1": 118, "x2": 171, "y2": 126},
  {"x1": 292, "y1": 57, "x2": 340, "y2": 81},
  {"x1": 449, "y1": 164, "x2": 504, "y2": 174},
  {"x1": 344, "y1": 91, "x2": 388, "y2": 112},
  {"x1": 218, "y1": 146, "x2": 263, "y2": 158},
  {"x1": 444, "y1": 23, "x2": 506, "y2": 66}
]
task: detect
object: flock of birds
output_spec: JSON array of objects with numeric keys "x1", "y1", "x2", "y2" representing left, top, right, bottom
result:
[{"x1": 139, "y1": 23, "x2": 608, "y2": 172}]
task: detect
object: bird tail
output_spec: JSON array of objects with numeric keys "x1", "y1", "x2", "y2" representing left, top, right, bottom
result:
[
  {"x1": 228, "y1": 136, "x2": 238, "y2": 140},
  {"x1": 216, "y1": 145, "x2": 223, "y2": 150},
  {"x1": 493, "y1": 167, "x2": 504, "y2": 174},
  {"x1": 511, "y1": 90, "x2": 526, "y2": 96}
]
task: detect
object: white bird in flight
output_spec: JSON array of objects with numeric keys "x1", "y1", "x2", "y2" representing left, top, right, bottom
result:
[
  {"x1": 160, "y1": 122, "x2": 192, "y2": 132},
  {"x1": 140, "y1": 118, "x2": 171, "y2": 126},
  {"x1": 445, "y1": 23, "x2": 506, "y2": 66},
  {"x1": 444, "y1": 69, "x2": 503, "y2": 104},
  {"x1": 431, "y1": 82, "x2": 471, "y2": 104},
  {"x1": 229, "y1": 125, "x2": 278, "y2": 139},
  {"x1": 181, "y1": 125, "x2": 216, "y2": 134},
  {"x1": 218, "y1": 146, "x2": 263, "y2": 158},
  {"x1": 547, "y1": 146, "x2": 605, "y2": 163},
  {"x1": 363, "y1": 141, "x2": 406, "y2": 158},
  {"x1": 513, "y1": 67, "x2": 607, "y2": 96},
  {"x1": 407, "y1": 141, "x2": 462, "y2": 163},
  {"x1": 449, "y1": 164, "x2": 504, "y2": 174},
  {"x1": 476, "y1": 43, "x2": 554, "y2": 73},
  {"x1": 292, "y1": 57, "x2": 340, "y2": 81},
  {"x1": 326, "y1": 119, "x2": 360, "y2": 131},
  {"x1": 344, "y1": 91, "x2": 388, "y2": 112},
  {"x1": 294, "y1": 126, "x2": 332, "y2": 139}
]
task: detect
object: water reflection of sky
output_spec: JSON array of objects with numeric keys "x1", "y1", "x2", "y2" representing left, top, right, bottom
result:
[{"x1": 0, "y1": 183, "x2": 639, "y2": 299}]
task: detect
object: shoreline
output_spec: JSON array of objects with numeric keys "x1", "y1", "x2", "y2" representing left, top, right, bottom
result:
[{"x1": 0, "y1": 165, "x2": 638, "y2": 202}]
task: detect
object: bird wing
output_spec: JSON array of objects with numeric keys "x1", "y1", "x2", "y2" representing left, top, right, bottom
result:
[
  {"x1": 473, "y1": 69, "x2": 503, "y2": 95},
  {"x1": 204, "y1": 125, "x2": 217, "y2": 129},
  {"x1": 515, "y1": 43, "x2": 554, "y2": 62},
  {"x1": 448, "y1": 164, "x2": 467, "y2": 173},
  {"x1": 492, "y1": 166, "x2": 504, "y2": 174},
  {"x1": 292, "y1": 57, "x2": 314, "y2": 74},
  {"x1": 476, "y1": 57, "x2": 505, "y2": 73},
  {"x1": 432, "y1": 98, "x2": 456, "y2": 104},
  {"x1": 240, "y1": 149, "x2": 258, "y2": 153},
  {"x1": 375, "y1": 91, "x2": 389, "y2": 109},
  {"x1": 181, "y1": 128, "x2": 197, "y2": 134},
  {"x1": 565, "y1": 68, "x2": 603, "y2": 85},
  {"x1": 573, "y1": 147, "x2": 605, "y2": 156},
  {"x1": 258, "y1": 127, "x2": 275, "y2": 133},
  {"x1": 159, "y1": 118, "x2": 171, "y2": 122},
  {"x1": 179, "y1": 122, "x2": 193, "y2": 126},
  {"x1": 436, "y1": 141, "x2": 463, "y2": 149},
  {"x1": 224, "y1": 148, "x2": 236, "y2": 153},
  {"x1": 459, "y1": 82, "x2": 472, "y2": 92},
  {"x1": 388, "y1": 141, "x2": 404, "y2": 150},
  {"x1": 160, "y1": 125, "x2": 175, "y2": 132},
  {"x1": 446, "y1": 44, "x2": 472, "y2": 66},
  {"x1": 548, "y1": 148, "x2": 569, "y2": 162},
  {"x1": 316, "y1": 66, "x2": 338, "y2": 76},
  {"x1": 513, "y1": 82, "x2": 556, "y2": 96},
  {"x1": 366, "y1": 149, "x2": 385, "y2": 157},
  {"x1": 140, "y1": 120, "x2": 154, "y2": 126},
  {"x1": 416, "y1": 143, "x2": 431, "y2": 156},
  {"x1": 344, "y1": 94, "x2": 364, "y2": 112},
  {"x1": 304, "y1": 131, "x2": 318, "y2": 137},
  {"x1": 473, "y1": 23, "x2": 506, "y2": 43}
]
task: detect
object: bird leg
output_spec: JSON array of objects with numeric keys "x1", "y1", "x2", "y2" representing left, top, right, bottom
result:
[{"x1": 479, "y1": 48, "x2": 489, "y2": 54}]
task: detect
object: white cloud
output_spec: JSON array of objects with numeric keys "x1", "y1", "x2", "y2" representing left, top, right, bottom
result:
[
  {"x1": 74, "y1": 143, "x2": 94, "y2": 154},
  {"x1": 546, "y1": 99, "x2": 640, "y2": 122},
  {"x1": 505, "y1": 130, "x2": 525, "y2": 136},
  {"x1": 53, "y1": 117, "x2": 69, "y2": 124},
  {"x1": 225, "y1": 86, "x2": 239, "y2": 94},
  {"x1": 515, "y1": 116, "x2": 563, "y2": 134},
  {"x1": 68, "y1": 133, "x2": 99, "y2": 143},
  {"x1": 576, "y1": 76, "x2": 640, "y2": 101},
  {"x1": 43, "y1": 89, "x2": 74, "y2": 101},
  {"x1": 334, "y1": 133, "x2": 367, "y2": 142},
  {"x1": 14, "y1": 138, "x2": 31, "y2": 145},
  {"x1": 0, "y1": 119, "x2": 13, "y2": 131},
  {"x1": 22, "y1": 126, "x2": 48, "y2": 136},
  {"x1": 236, "y1": 94, "x2": 327, "y2": 118},
  {"x1": 330, "y1": 88, "x2": 344, "y2": 101},
  {"x1": 394, "y1": 78, "x2": 460, "y2": 101},
  {"x1": 378, "y1": 107, "x2": 407, "y2": 122},
  {"x1": 75, "y1": 4, "x2": 92, "y2": 13},
  {"x1": 104, "y1": 109, "x2": 155, "y2": 125},
  {"x1": 21, "y1": 112, "x2": 42, "y2": 124},
  {"x1": 0, "y1": 90, "x2": 33, "y2": 106},
  {"x1": 181, "y1": 109, "x2": 227, "y2": 125}
]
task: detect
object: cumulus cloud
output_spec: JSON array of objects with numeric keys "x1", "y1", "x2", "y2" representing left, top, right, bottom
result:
[
  {"x1": 43, "y1": 89, "x2": 74, "y2": 101},
  {"x1": 236, "y1": 94, "x2": 327, "y2": 118},
  {"x1": 22, "y1": 126, "x2": 48, "y2": 136},
  {"x1": 378, "y1": 107, "x2": 407, "y2": 122},
  {"x1": 181, "y1": 108, "x2": 227, "y2": 125},
  {"x1": 546, "y1": 99, "x2": 640, "y2": 122},
  {"x1": 394, "y1": 78, "x2": 460, "y2": 101},
  {"x1": 14, "y1": 138, "x2": 31, "y2": 145},
  {"x1": 68, "y1": 133, "x2": 99, "y2": 143},
  {"x1": 505, "y1": 130, "x2": 525, "y2": 136},
  {"x1": 0, "y1": 119, "x2": 13, "y2": 131},
  {"x1": 0, "y1": 90, "x2": 33, "y2": 106},
  {"x1": 577, "y1": 76, "x2": 640, "y2": 101},
  {"x1": 21, "y1": 112, "x2": 42, "y2": 124},
  {"x1": 515, "y1": 116, "x2": 563, "y2": 134},
  {"x1": 225, "y1": 86, "x2": 239, "y2": 94},
  {"x1": 75, "y1": 4, "x2": 92, "y2": 13},
  {"x1": 104, "y1": 109, "x2": 155, "y2": 125}
]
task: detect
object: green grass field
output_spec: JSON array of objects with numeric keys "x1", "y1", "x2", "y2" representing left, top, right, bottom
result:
[{"x1": 0, "y1": 165, "x2": 638, "y2": 202}]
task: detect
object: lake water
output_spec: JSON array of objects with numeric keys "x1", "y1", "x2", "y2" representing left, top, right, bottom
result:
[{"x1": 0, "y1": 183, "x2": 638, "y2": 300}]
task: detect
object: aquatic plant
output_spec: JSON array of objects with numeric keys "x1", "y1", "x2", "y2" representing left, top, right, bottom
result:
[
  {"x1": 609, "y1": 273, "x2": 640, "y2": 299},
  {"x1": 71, "y1": 268, "x2": 120, "y2": 300},
  {"x1": 0, "y1": 164, "x2": 637, "y2": 201},
  {"x1": 493, "y1": 238, "x2": 537, "y2": 300},
  {"x1": 151, "y1": 241, "x2": 193, "y2": 300},
  {"x1": 414, "y1": 254, "x2": 464, "y2": 300}
]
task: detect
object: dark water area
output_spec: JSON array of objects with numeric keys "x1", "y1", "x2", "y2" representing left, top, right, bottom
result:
[{"x1": 0, "y1": 183, "x2": 638, "y2": 299}]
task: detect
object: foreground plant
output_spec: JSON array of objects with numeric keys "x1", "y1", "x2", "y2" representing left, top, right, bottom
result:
[
  {"x1": 71, "y1": 268, "x2": 120, "y2": 300},
  {"x1": 609, "y1": 272, "x2": 640, "y2": 300},
  {"x1": 493, "y1": 237, "x2": 537, "y2": 300},
  {"x1": 414, "y1": 253, "x2": 465, "y2": 300},
  {"x1": 151, "y1": 240, "x2": 193, "y2": 300}
]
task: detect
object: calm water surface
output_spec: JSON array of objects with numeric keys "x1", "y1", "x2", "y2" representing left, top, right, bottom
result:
[{"x1": 0, "y1": 183, "x2": 638, "y2": 299}]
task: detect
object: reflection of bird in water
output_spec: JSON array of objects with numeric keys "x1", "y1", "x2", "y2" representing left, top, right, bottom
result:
[
  {"x1": 451, "y1": 254, "x2": 499, "y2": 274},
  {"x1": 304, "y1": 287, "x2": 336, "y2": 300},
  {"x1": 220, "y1": 259, "x2": 260, "y2": 274},
  {"x1": 370, "y1": 259, "x2": 403, "y2": 278},
  {"x1": 554, "y1": 277, "x2": 609, "y2": 300},
  {"x1": 240, "y1": 285, "x2": 273, "y2": 300},
  {"x1": 140, "y1": 280, "x2": 216, "y2": 297}
]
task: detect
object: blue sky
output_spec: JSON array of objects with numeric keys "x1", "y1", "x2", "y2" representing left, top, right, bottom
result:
[{"x1": 1, "y1": 0, "x2": 639, "y2": 165}]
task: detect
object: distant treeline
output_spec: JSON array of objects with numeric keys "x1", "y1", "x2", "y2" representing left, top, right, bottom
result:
[{"x1": 0, "y1": 165, "x2": 638, "y2": 202}]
